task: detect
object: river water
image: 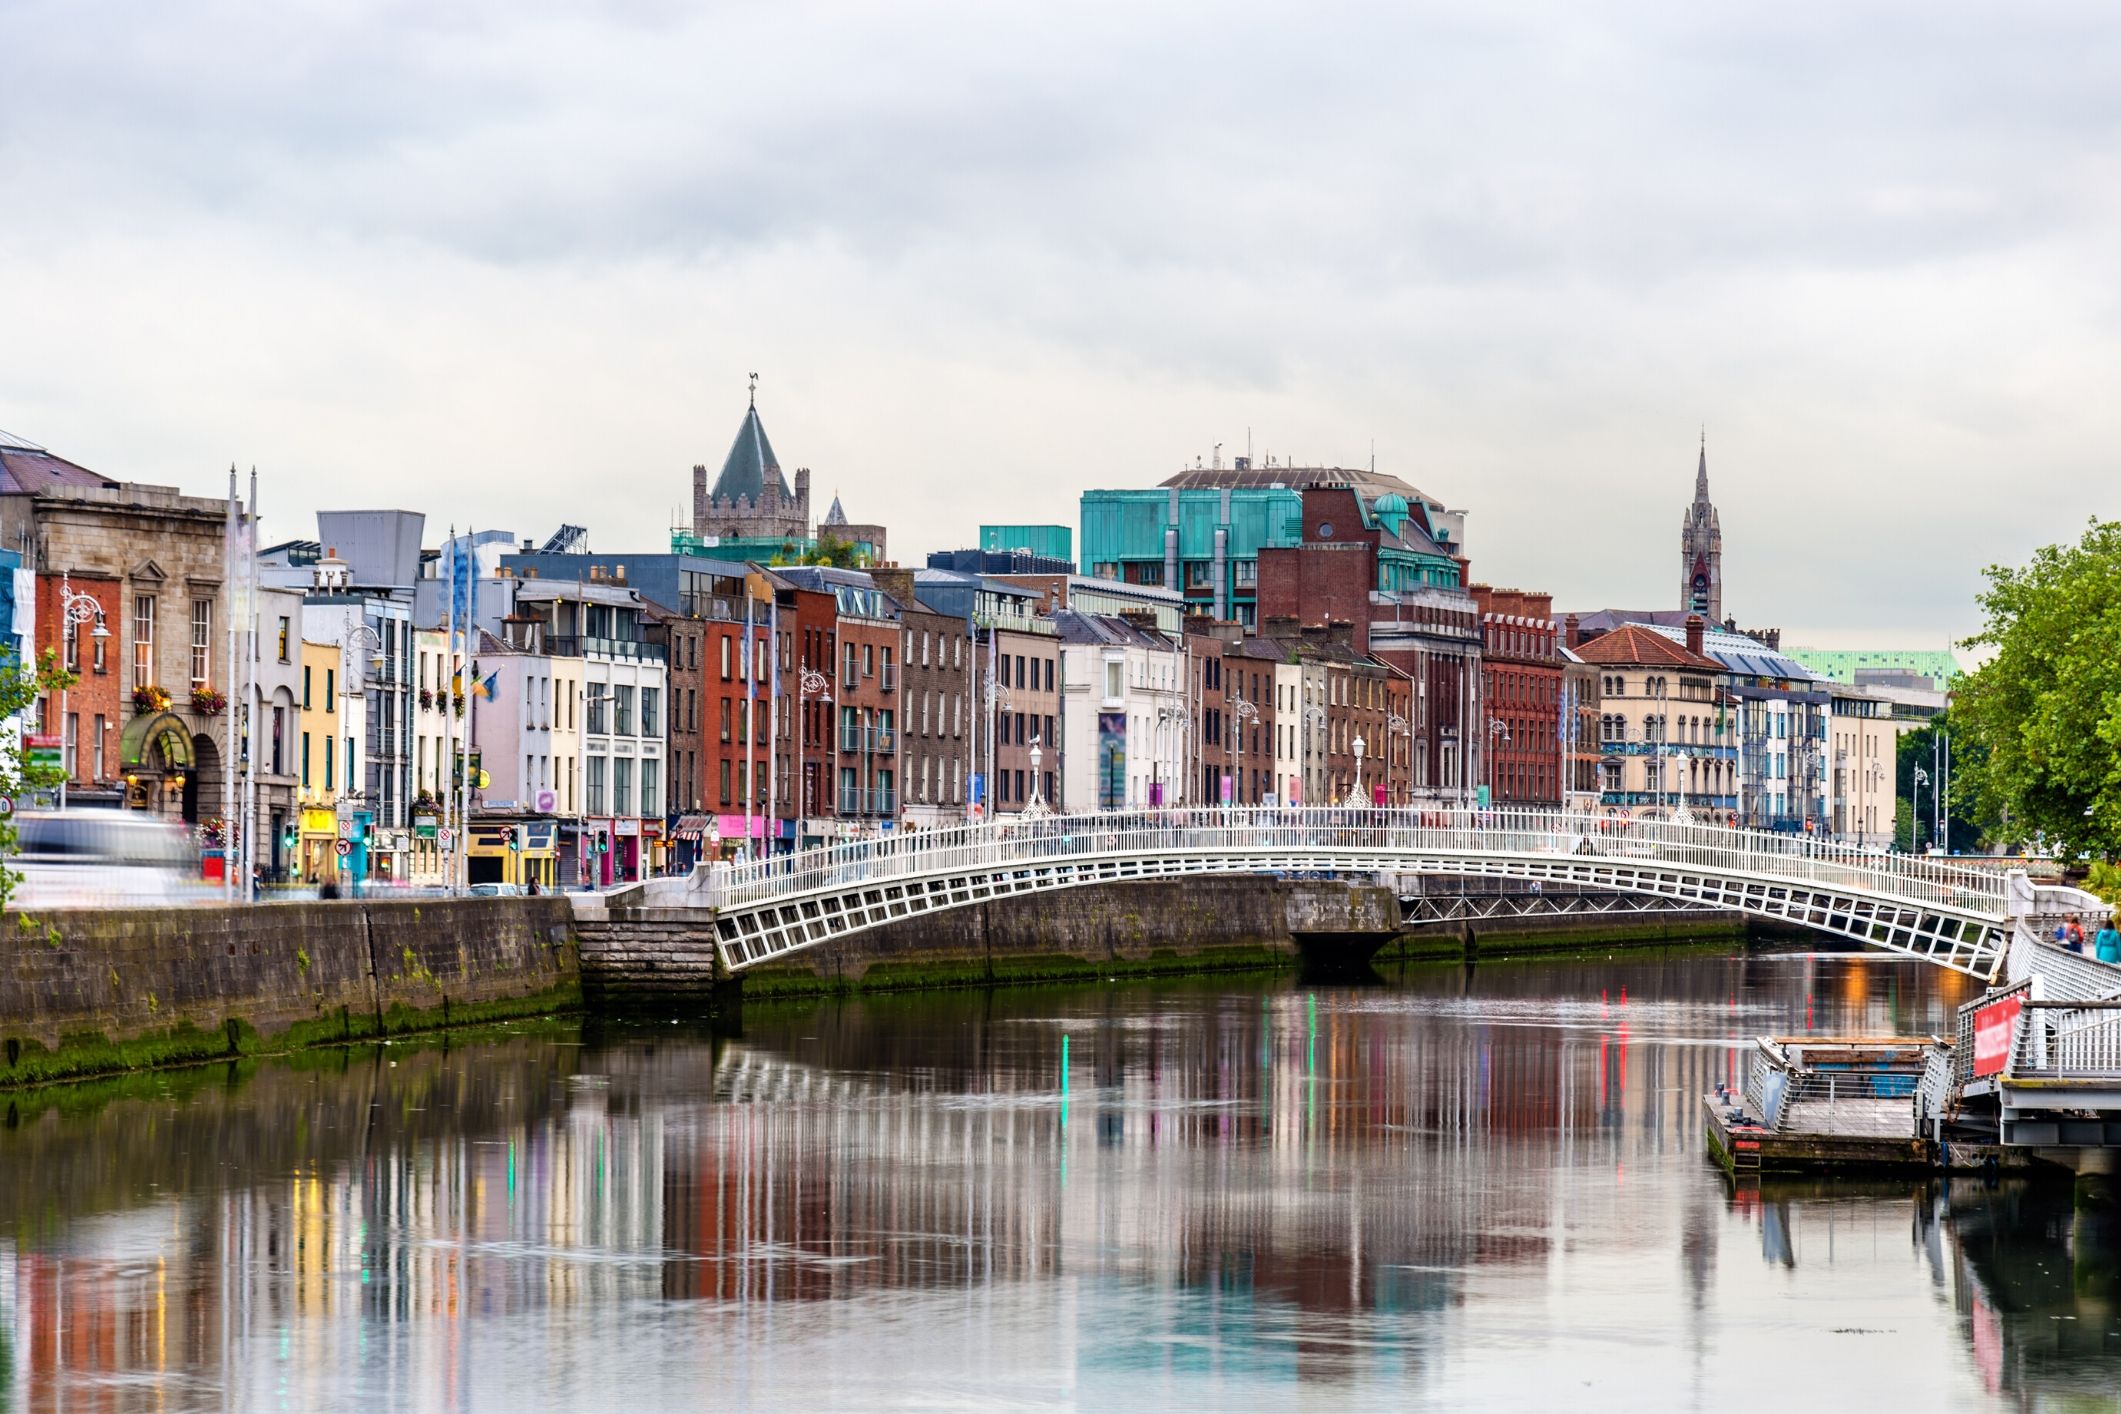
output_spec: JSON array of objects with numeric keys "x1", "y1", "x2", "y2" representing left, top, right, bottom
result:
[{"x1": 1, "y1": 947, "x2": 2117, "y2": 1412}]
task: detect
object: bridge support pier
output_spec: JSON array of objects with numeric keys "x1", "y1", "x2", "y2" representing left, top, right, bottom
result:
[{"x1": 1292, "y1": 930, "x2": 1393, "y2": 982}]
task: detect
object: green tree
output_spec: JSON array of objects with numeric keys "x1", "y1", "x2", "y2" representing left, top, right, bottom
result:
[
  {"x1": 1952, "y1": 519, "x2": 2121, "y2": 859},
  {"x1": 1, "y1": 648, "x2": 80, "y2": 908},
  {"x1": 1894, "y1": 713, "x2": 1990, "y2": 852}
]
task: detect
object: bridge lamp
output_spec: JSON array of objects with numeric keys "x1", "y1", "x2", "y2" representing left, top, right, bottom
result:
[{"x1": 1346, "y1": 733, "x2": 1366, "y2": 807}]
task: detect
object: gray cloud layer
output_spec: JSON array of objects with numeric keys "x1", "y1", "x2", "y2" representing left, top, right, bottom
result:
[{"x1": 5, "y1": 0, "x2": 2119, "y2": 643}]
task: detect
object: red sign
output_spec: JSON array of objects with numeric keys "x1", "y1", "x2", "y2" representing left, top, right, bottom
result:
[{"x1": 1972, "y1": 995, "x2": 2023, "y2": 1078}]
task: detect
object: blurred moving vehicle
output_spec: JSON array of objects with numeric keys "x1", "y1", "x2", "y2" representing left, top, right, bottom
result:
[
  {"x1": 467, "y1": 881, "x2": 522, "y2": 897},
  {"x1": 10, "y1": 810, "x2": 212, "y2": 908}
]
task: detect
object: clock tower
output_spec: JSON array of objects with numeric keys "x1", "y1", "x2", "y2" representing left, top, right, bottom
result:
[{"x1": 1680, "y1": 439, "x2": 1722, "y2": 623}]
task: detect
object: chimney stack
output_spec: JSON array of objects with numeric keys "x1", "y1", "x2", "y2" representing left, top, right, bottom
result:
[
  {"x1": 1685, "y1": 613, "x2": 1705, "y2": 658},
  {"x1": 1564, "y1": 614, "x2": 1582, "y2": 649}
]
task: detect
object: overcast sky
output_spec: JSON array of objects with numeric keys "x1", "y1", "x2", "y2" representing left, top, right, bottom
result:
[{"x1": 4, "y1": 1, "x2": 2118, "y2": 647}]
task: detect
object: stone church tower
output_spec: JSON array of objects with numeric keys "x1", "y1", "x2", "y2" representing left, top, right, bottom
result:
[
  {"x1": 1679, "y1": 440, "x2": 1722, "y2": 622},
  {"x1": 691, "y1": 390, "x2": 810, "y2": 545}
]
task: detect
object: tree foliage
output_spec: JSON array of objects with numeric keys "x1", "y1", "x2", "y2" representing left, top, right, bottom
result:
[
  {"x1": 0, "y1": 648, "x2": 80, "y2": 909},
  {"x1": 1953, "y1": 519, "x2": 2121, "y2": 858}
]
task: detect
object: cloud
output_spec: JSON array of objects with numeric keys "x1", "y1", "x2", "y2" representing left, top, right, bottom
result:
[{"x1": 3, "y1": 0, "x2": 2120, "y2": 640}]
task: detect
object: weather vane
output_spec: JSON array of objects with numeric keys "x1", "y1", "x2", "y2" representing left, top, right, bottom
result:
[{"x1": 749, "y1": 371, "x2": 759, "y2": 407}]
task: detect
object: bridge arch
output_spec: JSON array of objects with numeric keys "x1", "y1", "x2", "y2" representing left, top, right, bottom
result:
[{"x1": 661, "y1": 808, "x2": 2018, "y2": 979}]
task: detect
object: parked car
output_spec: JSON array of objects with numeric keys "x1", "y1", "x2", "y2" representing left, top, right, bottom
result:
[
  {"x1": 11, "y1": 810, "x2": 212, "y2": 908},
  {"x1": 467, "y1": 881, "x2": 523, "y2": 897}
]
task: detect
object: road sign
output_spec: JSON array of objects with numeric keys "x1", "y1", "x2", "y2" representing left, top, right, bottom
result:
[
  {"x1": 0, "y1": 794, "x2": 15, "y2": 815},
  {"x1": 334, "y1": 838, "x2": 353, "y2": 858},
  {"x1": 438, "y1": 827, "x2": 455, "y2": 848}
]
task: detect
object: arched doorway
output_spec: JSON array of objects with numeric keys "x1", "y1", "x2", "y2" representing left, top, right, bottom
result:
[
  {"x1": 116, "y1": 710, "x2": 198, "y2": 820},
  {"x1": 185, "y1": 732, "x2": 221, "y2": 826}
]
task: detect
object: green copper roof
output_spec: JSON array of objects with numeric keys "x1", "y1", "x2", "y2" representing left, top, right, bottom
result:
[
  {"x1": 710, "y1": 405, "x2": 792, "y2": 504},
  {"x1": 1784, "y1": 647, "x2": 1962, "y2": 685}
]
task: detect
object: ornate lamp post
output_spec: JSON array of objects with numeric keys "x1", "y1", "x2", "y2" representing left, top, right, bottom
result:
[
  {"x1": 1230, "y1": 693, "x2": 1257, "y2": 807},
  {"x1": 798, "y1": 666, "x2": 830, "y2": 828},
  {"x1": 54, "y1": 573, "x2": 111, "y2": 809},
  {"x1": 1386, "y1": 711, "x2": 1409, "y2": 807},
  {"x1": 1023, "y1": 735, "x2": 1050, "y2": 818},
  {"x1": 1346, "y1": 732, "x2": 1367, "y2": 806},
  {"x1": 1487, "y1": 717, "x2": 1511, "y2": 806},
  {"x1": 1674, "y1": 749, "x2": 1694, "y2": 825}
]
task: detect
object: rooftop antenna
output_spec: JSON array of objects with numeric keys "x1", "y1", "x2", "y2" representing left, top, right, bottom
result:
[
  {"x1": 1247, "y1": 427, "x2": 1252, "y2": 466},
  {"x1": 1213, "y1": 442, "x2": 1222, "y2": 469},
  {"x1": 1370, "y1": 439, "x2": 1375, "y2": 474}
]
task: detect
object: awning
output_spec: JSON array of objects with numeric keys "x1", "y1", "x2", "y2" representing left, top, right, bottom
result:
[
  {"x1": 671, "y1": 814, "x2": 713, "y2": 842},
  {"x1": 118, "y1": 710, "x2": 196, "y2": 772}
]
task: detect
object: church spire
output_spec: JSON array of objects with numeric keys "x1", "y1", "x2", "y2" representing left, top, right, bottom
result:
[{"x1": 1680, "y1": 434, "x2": 1722, "y2": 623}]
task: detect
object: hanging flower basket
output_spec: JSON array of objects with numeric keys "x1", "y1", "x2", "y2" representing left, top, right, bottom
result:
[
  {"x1": 133, "y1": 684, "x2": 172, "y2": 715},
  {"x1": 196, "y1": 815, "x2": 228, "y2": 848},
  {"x1": 452, "y1": 692, "x2": 466, "y2": 718},
  {"x1": 419, "y1": 687, "x2": 436, "y2": 711},
  {"x1": 191, "y1": 685, "x2": 227, "y2": 717}
]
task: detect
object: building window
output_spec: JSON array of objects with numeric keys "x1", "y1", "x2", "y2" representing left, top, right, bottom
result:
[
  {"x1": 324, "y1": 735, "x2": 335, "y2": 791},
  {"x1": 92, "y1": 714, "x2": 105, "y2": 779},
  {"x1": 640, "y1": 687, "x2": 659, "y2": 737},
  {"x1": 132, "y1": 595, "x2": 155, "y2": 690},
  {"x1": 613, "y1": 758, "x2": 633, "y2": 816},
  {"x1": 719, "y1": 759, "x2": 731, "y2": 806},
  {"x1": 277, "y1": 616, "x2": 291, "y2": 663},
  {"x1": 587, "y1": 756, "x2": 607, "y2": 815},
  {"x1": 190, "y1": 598, "x2": 212, "y2": 687},
  {"x1": 615, "y1": 684, "x2": 635, "y2": 736}
]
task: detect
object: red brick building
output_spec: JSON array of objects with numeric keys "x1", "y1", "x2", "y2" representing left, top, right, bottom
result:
[
  {"x1": 35, "y1": 570, "x2": 123, "y2": 796},
  {"x1": 1470, "y1": 584, "x2": 1565, "y2": 807}
]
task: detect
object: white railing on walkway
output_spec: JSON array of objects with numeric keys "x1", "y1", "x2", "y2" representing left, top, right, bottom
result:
[{"x1": 699, "y1": 805, "x2": 2011, "y2": 916}]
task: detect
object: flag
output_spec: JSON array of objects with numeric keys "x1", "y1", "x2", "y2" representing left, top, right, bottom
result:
[{"x1": 474, "y1": 671, "x2": 497, "y2": 701}]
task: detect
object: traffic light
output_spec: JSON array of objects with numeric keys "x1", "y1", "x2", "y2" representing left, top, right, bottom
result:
[
  {"x1": 507, "y1": 826, "x2": 523, "y2": 852},
  {"x1": 281, "y1": 823, "x2": 298, "y2": 852}
]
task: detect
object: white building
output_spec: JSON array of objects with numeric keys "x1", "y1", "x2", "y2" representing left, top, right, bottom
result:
[
  {"x1": 508, "y1": 582, "x2": 666, "y2": 885},
  {"x1": 1053, "y1": 610, "x2": 1185, "y2": 811}
]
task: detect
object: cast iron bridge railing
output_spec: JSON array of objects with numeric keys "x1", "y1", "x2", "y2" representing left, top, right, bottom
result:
[{"x1": 626, "y1": 805, "x2": 2030, "y2": 977}]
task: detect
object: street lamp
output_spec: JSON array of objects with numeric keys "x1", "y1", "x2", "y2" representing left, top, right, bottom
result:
[
  {"x1": 1674, "y1": 749, "x2": 1694, "y2": 825},
  {"x1": 1230, "y1": 693, "x2": 1257, "y2": 807},
  {"x1": 1912, "y1": 765, "x2": 1929, "y2": 854},
  {"x1": 1487, "y1": 717, "x2": 1511, "y2": 806},
  {"x1": 1346, "y1": 732, "x2": 1367, "y2": 806},
  {"x1": 1024, "y1": 734, "x2": 1050, "y2": 817},
  {"x1": 798, "y1": 666, "x2": 830, "y2": 825},
  {"x1": 54, "y1": 573, "x2": 111, "y2": 809}
]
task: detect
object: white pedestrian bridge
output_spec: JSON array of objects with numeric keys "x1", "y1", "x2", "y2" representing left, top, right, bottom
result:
[{"x1": 614, "y1": 806, "x2": 2094, "y2": 980}]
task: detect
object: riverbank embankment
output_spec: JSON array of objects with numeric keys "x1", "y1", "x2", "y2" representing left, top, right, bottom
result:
[{"x1": 0, "y1": 897, "x2": 579, "y2": 1086}]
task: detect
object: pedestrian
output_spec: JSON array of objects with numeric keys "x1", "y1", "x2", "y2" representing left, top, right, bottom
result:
[
  {"x1": 2067, "y1": 918, "x2": 2086, "y2": 952},
  {"x1": 2098, "y1": 916, "x2": 2121, "y2": 966},
  {"x1": 527, "y1": 876, "x2": 541, "y2": 896}
]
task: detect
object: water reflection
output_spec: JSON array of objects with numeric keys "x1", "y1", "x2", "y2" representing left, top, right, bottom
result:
[{"x1": 0, "y1": 949, "x2": 2097, "y2": 1411}]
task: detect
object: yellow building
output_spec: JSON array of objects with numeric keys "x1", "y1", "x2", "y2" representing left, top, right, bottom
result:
[{"x1": 297, "y1": 640, "x2": 343, "y2": 882}]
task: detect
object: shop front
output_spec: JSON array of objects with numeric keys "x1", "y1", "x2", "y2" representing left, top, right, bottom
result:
[
  {"x1": 711, "y1": 813, "x2": 791, "y2": 863},
  {"x1": 298, "y1": 805, "x2": 337, "y2": 882},
  {"x1": 669, "y1": 814, "x2": 713, "y2": 872},
  {"x1": 467, "y1": 818, "x2": 559, "y2": 890},
  {"x1": 612, "y1": 817, "x2": 642, "y2": 882}
]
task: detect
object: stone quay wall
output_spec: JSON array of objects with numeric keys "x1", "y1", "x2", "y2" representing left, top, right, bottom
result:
[{"x1": 0, "y1": 897, "x2": 580, "y2": 1085}]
